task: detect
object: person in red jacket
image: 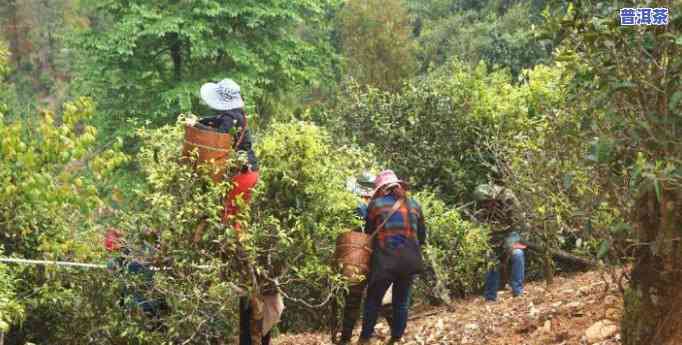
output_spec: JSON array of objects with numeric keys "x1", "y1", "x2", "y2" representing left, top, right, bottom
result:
[
  {"x1": 198, "y1": 78, "x2": 259, "y2": 232},
  {"x1": 197, "y1": 79, "x2": 272, "y2": 345}
]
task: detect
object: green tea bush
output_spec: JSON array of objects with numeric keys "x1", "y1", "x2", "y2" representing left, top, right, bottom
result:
[
  {"x1": 500, "y1": 63, "x2": 623, "y2": 270},
  {"x1": 0, "y1": 256, "x2": 24, "y2": 334},
  {"x1": 0, "y1": 44, "x2": 23, "y2": 334},
  {"x1": 412, "y1": 191, "x2": 490, "y2": 302},
  {"x1": 107, "y1": 120, "x2": 236, "y2": 343},
  {"x1": 318, "y1": 60, "x2": 529, "y2": 203},
  {"x1": 0, "y1": 96, "x2": 127, "y2": 344},
  {"x1": 92, "y1": 119, "x2": 374, "y2": 342},
  {"x1": 250, "y1": 121, "x2": 370, "y2": 331},
  {"x1": 0, "y1": 97, "x2": 127, "y2": 260}
]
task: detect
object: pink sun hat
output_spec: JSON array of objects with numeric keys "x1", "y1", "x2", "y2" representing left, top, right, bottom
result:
[{"x1": 372, "y1": 170, "x2": 407, "y2": 196}]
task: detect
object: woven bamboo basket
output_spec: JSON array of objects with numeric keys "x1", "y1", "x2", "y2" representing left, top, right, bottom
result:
[{"x1": 335, "y1": 231, "x2": 373, "y2": 284}]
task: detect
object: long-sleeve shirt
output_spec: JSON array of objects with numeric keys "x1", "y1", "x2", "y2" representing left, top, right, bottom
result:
[
  {"x1": 365, "y1": 194, "x2": 427, "y2": 282},
  {"x1": 365, "y1": 195, "x2": 426, "y2": 247},
  {"x1": 356, "y1": 202, "x2": 370, "y2": 233},
  {"x1": 198, "y1": 108, "x2": 258, "y2": 171}
]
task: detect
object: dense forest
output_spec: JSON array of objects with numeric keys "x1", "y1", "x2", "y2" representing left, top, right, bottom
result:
[{"x1": 0, "y1": 0, "x2": 680, "y2": 344}]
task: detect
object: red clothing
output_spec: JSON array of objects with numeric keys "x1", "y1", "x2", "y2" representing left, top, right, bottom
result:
[
  {"x1": 223, "y1": 170, "x2": 260, "y2": 228},
  {"x1": 104, "y1": 229, "x2": 122, "y2": 252}
]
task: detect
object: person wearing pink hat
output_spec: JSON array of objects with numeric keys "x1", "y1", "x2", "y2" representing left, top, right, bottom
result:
[
  {"x1": 357, "y1": 170, "x2": 427, "y2": 345},
  {"x1": 337, "y1": 173, "x2": 394, "y2": 345}
]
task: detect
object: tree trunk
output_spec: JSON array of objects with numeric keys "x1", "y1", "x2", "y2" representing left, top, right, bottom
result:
[
  {"x1": 249, "y1": 295, "x2": 264, "y2": 345},
  {"x1": 622, "y1": 189, "x2": 682, "y2": 345},
  {"x1": 5, "y1": 0, "x2": 22, "y2": 68},
  {"x1": 230, "y1": 225, "x2": 263, "y2": 345},
  {"x1": 543, "y1": 250, "x2": 554, "y2": 286},
  {"x1": 169, "y1": 33, "x2": 183, "y2": 81},
  {"x1": 542, "y1": 222, "x2": 554, "y2": 285},
  {"x1": 522, "y1": 240, "x2": 598, "y2": 268}
]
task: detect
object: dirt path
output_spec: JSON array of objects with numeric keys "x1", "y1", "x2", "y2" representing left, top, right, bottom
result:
[{"x1": 274, "y1": 270, "x2": 625, "y2": 345}]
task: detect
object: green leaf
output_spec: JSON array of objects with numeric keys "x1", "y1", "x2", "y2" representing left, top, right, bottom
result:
[
  {"x1": 612, "y1": 80, "x2": 635, "y2": 92},
  {"x1": 562, "y1": 173, "x2": 574, "y2": 190},
  {"x1": 669, "y1": 91, "x2": 682, "y2": 112},
  {"x1": 654, "y1": 179, "x2": 662, "y2": 202},
  {"x1": 610, "y1": 223, "x2": 632, "y2": 234},
  {"x1": 597, "y1": 240, "x2": 610, "y2": 259},
  {"x1": 587, "y1": 137, "x2": 614, "y2": 163},
  {"x1": 584, "y1": 220, "x2": 593, "y2": 233}
]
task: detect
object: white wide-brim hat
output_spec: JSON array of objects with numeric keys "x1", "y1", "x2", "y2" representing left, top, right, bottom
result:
[{"x1": 200, "y1": 78, "x2": 245, "y2": 111}]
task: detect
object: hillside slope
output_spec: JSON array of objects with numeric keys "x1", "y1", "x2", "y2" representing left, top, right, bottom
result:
[{"x1": 275, "y1": 270, "x2": 624, "y2": 345}]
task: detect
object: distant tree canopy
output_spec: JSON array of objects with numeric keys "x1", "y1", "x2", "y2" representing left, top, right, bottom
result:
[
  {"x1": 415, "y1": 0, "x2": 552, "y2": 77},
  {"x1": 0, "y1": 40, "x2": 12, "y2": 108},
  {"x1": 336, "y1": 0, "x2": 417, "y2": 92},
  {"x1": 74, "y1": 0, "x2": 339, "y2": 128},
  {"x1": 0, "y1": 0, "x2": 83, "y2": 109},
  {"x1": 320, "y1": 61, "x2": 531, "y2": 203}
]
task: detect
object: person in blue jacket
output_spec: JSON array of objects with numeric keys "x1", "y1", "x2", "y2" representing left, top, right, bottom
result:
[{"x1": 105, "y1": 229, "x2": 167, "y2": 324}]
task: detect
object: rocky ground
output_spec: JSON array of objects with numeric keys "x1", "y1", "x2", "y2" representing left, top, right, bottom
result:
[{"x1": 274, "y1": 269, "x2": 625, "y2": 345}]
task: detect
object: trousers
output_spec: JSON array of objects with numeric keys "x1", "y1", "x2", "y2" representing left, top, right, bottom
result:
[
  {"x1": 360, "y1": 277, "x2": 413, "y2": 340},
  {"x1": 484, "y1": 248, "x2": 525, "y2": 301},
  {"x1": 339, "y1": 284, "x2": 393, "y2": 343}
]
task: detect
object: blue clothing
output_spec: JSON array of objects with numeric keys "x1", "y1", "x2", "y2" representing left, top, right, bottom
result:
[
  {"x1": 365, "y1": 195, "x2": 426, "y2": 284},
  {"x1": 357, "y1": 203, "x2": 369, "y2": 223},
  {"x1": 362, "y1": 195, "x2": 425, "y2": 290},
  {"x1": 484, "y1": 248, "x2": 525, "y2": 301},
  {"x1": 356, "y1": 202, "x2": 370, "y2": 233},
  {"x1": 359, "y1": 194, "x2": 425, "y2": 342},
  {"x1": 108, "y1": 254, "x2": 163, "y2": 317},
  {"x1": 124, "y1": 261, "x2": 159, "y2": 315},
  {"x1": 365, "y1": 195, "x2": 426, "y2": 249},
  {"x1": 509, "y1": 249, "x2": 525, "y2": 296},
  {"x1": 360, "y1": 277, "x2": 413, "y2": 340}
]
